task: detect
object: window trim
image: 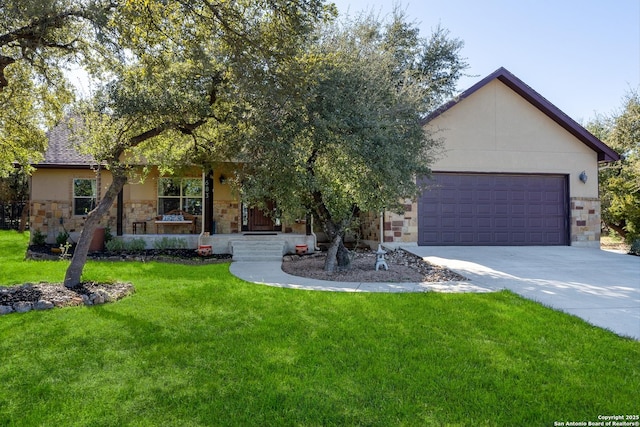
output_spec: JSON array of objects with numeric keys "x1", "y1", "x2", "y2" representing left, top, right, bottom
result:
[
  {"x1": 157, "y1": 177, "x2": 203, "y2": 215},
  {"x1": 73, "y1": 178, "x2": 97, "y2": 216}
]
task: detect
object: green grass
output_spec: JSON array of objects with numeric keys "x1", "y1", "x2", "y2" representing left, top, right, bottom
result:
[{"x1": 1, "y1": 230, "x2": 638, "y2": 426}]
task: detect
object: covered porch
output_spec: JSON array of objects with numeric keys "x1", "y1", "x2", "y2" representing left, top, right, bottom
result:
[{"x1": 106, "y1": 165, "x2": 317, "y2": 257}]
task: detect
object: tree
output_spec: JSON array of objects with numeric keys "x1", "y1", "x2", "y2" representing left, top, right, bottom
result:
[
  {"x1": 590, "y1": 90, "x2": 640, "y2": 243},
  {"x1": 63, "y1": 0, "x2": 329, "y2": 288},
  {"x1": 235, "y1": 12, "x2": 467, "y2": 271},
  {"x1": 0, "y1": 0, "x2": 117, "y2": 176}
]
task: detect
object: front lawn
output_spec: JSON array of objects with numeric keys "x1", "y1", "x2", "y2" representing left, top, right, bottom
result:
[{"x1": 1, "y1": 230, "x2": 638, "y2": 426}]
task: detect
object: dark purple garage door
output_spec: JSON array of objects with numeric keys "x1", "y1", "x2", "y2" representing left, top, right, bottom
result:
[{"x1": 418, "y1": 173, "x2": 568, "y2": 246}]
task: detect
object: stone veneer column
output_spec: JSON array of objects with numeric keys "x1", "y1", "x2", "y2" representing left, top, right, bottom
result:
[
  {"x1": 570, "y1": 197, "x2": 601, "y2": 248},
  {"x1": 383, "y1": 200, "x2": 418, "y2": 244}
]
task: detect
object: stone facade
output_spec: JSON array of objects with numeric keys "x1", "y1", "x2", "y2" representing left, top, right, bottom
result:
[
  {"x1": 360, "y1": 211, "x2": 381, "y2": 244},
  {"x1": 570, "y1": 197, "x2": 601, "y2": 248},
  {"x1": 213, "y1": 201, "x2": 240, "y2": 234},
  {"x1": 122, "y1": 200, "x2": 156, "y2": 234},
  {"x1": 30, "y1": 200, "x2": 113, "y2": 244},
  {"x1": 383, "y1": 201, "x2": 418, "y2": 244},
  {"x1": 359, "y1": 200, "x2": 418, "y2": 247}
]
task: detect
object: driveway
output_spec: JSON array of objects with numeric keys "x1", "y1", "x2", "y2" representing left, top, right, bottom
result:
[{"x1": 403, "y1": 246, "x2": 640, "y2": 340}]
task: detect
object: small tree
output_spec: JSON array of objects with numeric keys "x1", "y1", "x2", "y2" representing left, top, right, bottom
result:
[
  {"x1": 236, "y1": 12, "x2": 467, "y2": 271},
  {"x1": 590, "y1": 90, "x2": 640, "y2": 243}
]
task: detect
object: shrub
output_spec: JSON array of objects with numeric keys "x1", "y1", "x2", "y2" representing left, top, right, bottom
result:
[
  {"x1": 127, "y1": 238, "x2": 147, "y2": 251},
  {"x1": 104, "y1": 226, "x2": 113, "y2": 243},
  {"x1": 153, "y1": 237, "x2": 188, "y2": 250},
  {"x1": 31, "y1": 229, "x2": 46, "y2": 246},
  {"x1": 630, "y1": 239, "x2": 640, "y2": 256},
  {"x1": 55, "y1": 231, "x2": 70, "y2": 246},
  {"x1": 105, "y1": 238, "x2": 126, "y2": 252}
]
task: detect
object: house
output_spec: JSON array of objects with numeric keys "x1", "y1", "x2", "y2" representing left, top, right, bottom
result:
[
  {"x1": 30, "y1": 67, "x2": 619, "y2": 253},
  {"x1": 360, "y1": 67, "x2": 619, "y2": 248},
  {"x1": 29, "y1": 121, "x2": 314, "y2": 254}
]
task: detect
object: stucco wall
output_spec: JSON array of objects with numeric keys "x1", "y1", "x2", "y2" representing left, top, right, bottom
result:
[
  {"x1": 30, "y1": 168, "x2": 115, "y2": 243},
  {"x1": 371, "y1": 79, "x2": 603, "y2": 247},
  {"x1": 426, "y1": 80, "x2": 599, "y2": 199}
]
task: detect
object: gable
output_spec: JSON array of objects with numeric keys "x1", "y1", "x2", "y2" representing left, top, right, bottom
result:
[
  {"x1": 424, "y1": 67, "x2": 619, "y2": 163},
  {"x1": 428, "y1": 79, "x2": 598, "y2": 164}
]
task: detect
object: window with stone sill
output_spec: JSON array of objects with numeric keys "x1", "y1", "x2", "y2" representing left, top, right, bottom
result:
[
  {"x1": 73, "y1": 178, "x2": 97, "y2": 216},
  {"x1": 157, "y1": 177, "x2": 202, "y2": 215}
]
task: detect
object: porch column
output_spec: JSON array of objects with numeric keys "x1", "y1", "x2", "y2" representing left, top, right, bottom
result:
[
  {"x1": 204, "y1": 169, "x2": 214, "y2": 233},
  {"x1": 116, "y1": 188, "x2": 124, "y2": 236}
]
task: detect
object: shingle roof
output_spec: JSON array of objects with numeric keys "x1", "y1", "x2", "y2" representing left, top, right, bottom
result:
[
  {"x1": 35, "y1": 117, "x2": 96, "y2": 167},
  {"x1": 424, "y1": 67, "x2": 620, "y2": 162}
]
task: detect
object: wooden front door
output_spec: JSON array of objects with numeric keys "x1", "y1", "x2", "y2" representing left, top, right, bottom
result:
[{"x1": 243, "y1": 201, "x2": 281, "y2": 232}]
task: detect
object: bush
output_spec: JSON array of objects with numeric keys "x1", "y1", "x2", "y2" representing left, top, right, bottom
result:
[
  {"x1": 630, "y1": 239, "x2": 640, "y2": 256},
  {"x1": 153, "y1": 237, "x2": 188, "y2": 250},
  {"x1": 105, "y1": 238, "x2": 125, "y2": 252},
  {"x1": 104, "y1": 226, "x2": 113, "y2": 243},
  {"x1": 55, "y1": 231, "x2": 70, "y2": 246},
  {"x1": 127, "y1": 238, "x2": 147, "y2": 251},
  {"x1": 31, "y1": 229, "x2": 46, "y2": 246}
]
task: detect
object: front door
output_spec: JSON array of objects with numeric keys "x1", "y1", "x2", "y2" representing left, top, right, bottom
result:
[{"x1": 242, "y1": 201, "x2": 282, "y2": 232}]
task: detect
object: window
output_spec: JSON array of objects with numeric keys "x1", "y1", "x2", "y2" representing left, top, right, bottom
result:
[
  {"x1": 158, "y1": 178, "x2": 202, "y2": 215},
  {"x1": 73, "y1": 178, "x2": 97, "y2": 215}
]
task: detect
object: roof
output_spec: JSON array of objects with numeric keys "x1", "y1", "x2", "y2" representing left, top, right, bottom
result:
[
  {"x1": 34, "y1": 117, "x2": 97, "y2": 168},
  {"x1": 424, "y1": 67, "x2": 620, "y2": 162}
]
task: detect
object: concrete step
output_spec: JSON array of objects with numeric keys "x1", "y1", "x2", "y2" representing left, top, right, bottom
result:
[{"x1": 231, "y1": 240, "x2": 285, "y2": 262}]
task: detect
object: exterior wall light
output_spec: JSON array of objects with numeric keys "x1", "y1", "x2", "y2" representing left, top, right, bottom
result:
[{"x1": 579, "y1": 171, "x2": 588, "y2": 183}]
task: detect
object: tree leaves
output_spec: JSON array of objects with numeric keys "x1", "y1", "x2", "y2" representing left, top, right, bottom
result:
[{"x1": 592, "y1": 90, "x2": 640, "y2": 242}]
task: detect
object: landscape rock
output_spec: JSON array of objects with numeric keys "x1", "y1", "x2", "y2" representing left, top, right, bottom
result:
[
  {"x1": 0, "y1": 305, "x2": 14, "y2": 315},
  {"x1": 14, "y1": 301, "x2": 33, "y2": 313},
  {"x1": 0, "y1": 282, "x2": 135, "y2": 315},
  {"x1": 34, "y1": 300, "x2": 54, "y2": 310}
]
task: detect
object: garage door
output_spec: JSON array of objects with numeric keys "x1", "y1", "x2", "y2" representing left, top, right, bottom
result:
[{"x1": 418, "y1": 173, "x2": 568, "y2": 246}]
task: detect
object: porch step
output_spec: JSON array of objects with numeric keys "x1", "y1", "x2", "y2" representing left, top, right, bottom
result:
[{"x1": 231, "y1": 239, "x2": 285, "y2": 262}]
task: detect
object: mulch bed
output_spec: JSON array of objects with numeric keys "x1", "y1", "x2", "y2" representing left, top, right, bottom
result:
[
  {"x1": 0, "y1": 281, "x2": 135, "y2": 315},
  {"x1": 282, "y1": 248, "x2": 467, "y2": 283}
]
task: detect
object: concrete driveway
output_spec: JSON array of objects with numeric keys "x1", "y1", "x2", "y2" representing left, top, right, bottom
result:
[{"x1": 403, "y1": 246, "x2": 640, "y2": 340}]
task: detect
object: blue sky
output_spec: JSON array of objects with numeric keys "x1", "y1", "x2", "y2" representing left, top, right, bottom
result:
[{"x1": 331, "y1": 0, "x2": 640, "y2": 123}]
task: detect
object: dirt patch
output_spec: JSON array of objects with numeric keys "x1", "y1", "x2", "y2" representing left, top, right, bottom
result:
[
  {"x1": 282, "y1": 249, "x2": 466, "y2": 283},
  {"x1": 600, "y1": 236, "x2": 631, "y2": 253}
]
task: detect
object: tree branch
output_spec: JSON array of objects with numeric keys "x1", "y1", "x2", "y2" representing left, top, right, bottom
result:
[{"x1": 0, "y1": 55, "x2": 16, "y2": 90}]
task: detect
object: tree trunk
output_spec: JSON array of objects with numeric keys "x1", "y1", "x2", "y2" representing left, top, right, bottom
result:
[
  {"x1": 606, "y1": 221, "x2": 628, "y2": 241},
  {"x1": 64, "y1": 170, "x2": 127, "y2": 288},
  {"x1": 324, "y1": 233, "x2": 340, "y2": 272},
  {"x1": 323, "y1": 229, "x2": 351, "y2": 272}
]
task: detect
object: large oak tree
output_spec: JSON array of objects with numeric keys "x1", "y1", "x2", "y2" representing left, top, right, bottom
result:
[
  {"x1": 235, "y1": 12, "x2": 468, "y2": 271},
  {"x1": 63, "y1": 0, "x2": 329, "y2": 287}
]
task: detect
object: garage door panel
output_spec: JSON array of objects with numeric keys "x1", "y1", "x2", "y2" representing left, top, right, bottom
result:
[{"x1": 418, "y1": 173, "x2": 568, "y2": 246}]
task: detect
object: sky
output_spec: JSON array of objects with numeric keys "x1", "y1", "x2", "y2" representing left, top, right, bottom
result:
[{"x1": 330, "y1": 0, "x2": 640, "y2": 124}]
